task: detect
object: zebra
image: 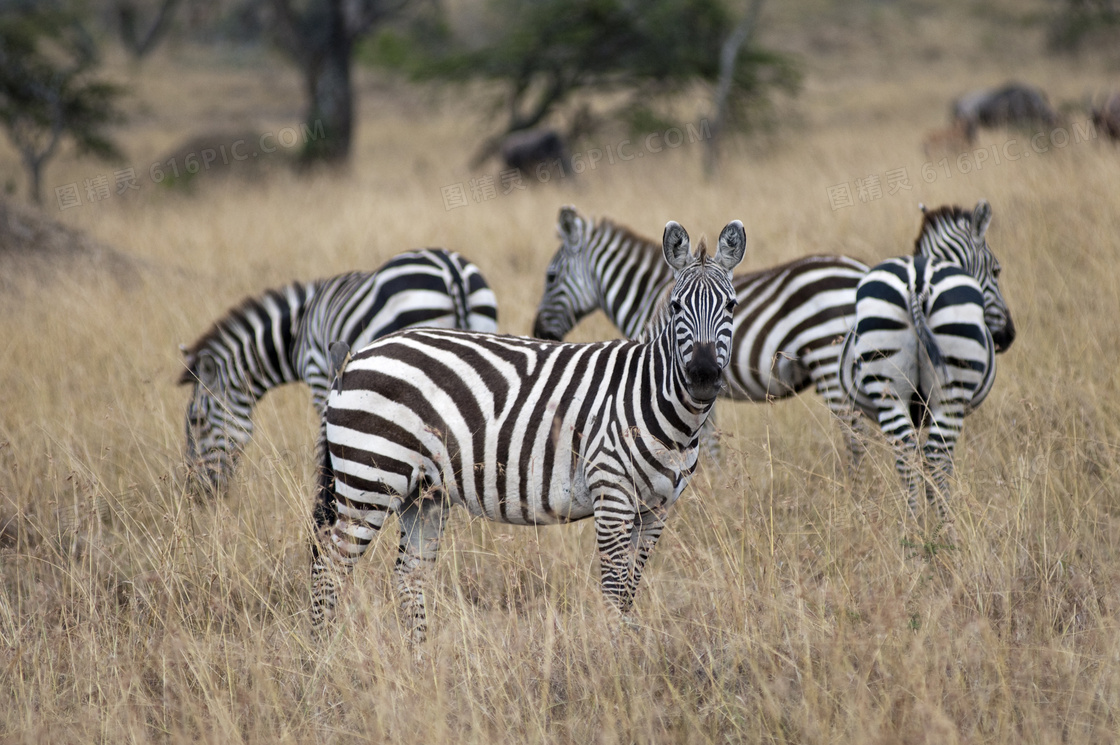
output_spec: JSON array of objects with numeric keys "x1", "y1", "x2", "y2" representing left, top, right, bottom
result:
[
  {"x1": 313, "y1": 220, "x2": 746, "y2": 643},
  {"x1": 178, "y1": 248, "x2": 499, "y2": 514},
  {"x1": 839, "y1": 199, "x2": 1015, "y2": 520},
  {"x1": 531, "y1": 205, "x2": 871, "y2": 461}
]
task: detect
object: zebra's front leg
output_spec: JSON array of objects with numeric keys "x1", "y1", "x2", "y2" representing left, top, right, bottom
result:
[
  {"x1": 626, "y1": 506, "x2": 668, "y2": 605},
  {"x1": 310, "y1": 483, "x2": 396, "y2": 638},
  {"x1": 394, "y1": 490, "x2": 448, "y2": 645},
  {"x1": 698, "y1": 405, "x2": 721, "y2": 463},
  {"x1": 593, "y1": 489, "x2": 638, "y2": 616}
]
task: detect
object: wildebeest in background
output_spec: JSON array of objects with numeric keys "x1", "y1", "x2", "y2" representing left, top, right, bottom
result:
[
  {"x1": 500, "y1": 128, "x2": 571, "y2": 179},
  {"x1": 951, "y1": 82, "x2": 1059, "y2": 131},
  {"x1": 1090, "y1": 92, "x2": 1120, "y2": 141}
]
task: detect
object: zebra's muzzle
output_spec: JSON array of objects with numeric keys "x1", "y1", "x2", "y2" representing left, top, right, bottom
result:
[
  {"x1": 685, "y1": 343, "x2": 723, "y2": 402},
  {"x1": 992, "y1": 316, "x2": 1016, "y2": 353},
  {"x1": 531, "y1": 315, "x2": 563, "y2": 341}
]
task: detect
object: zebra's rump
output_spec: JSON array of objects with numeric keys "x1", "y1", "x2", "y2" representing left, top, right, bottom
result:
[{"x1": 843, "y1": 256, "x2": 995, "y2": 419}]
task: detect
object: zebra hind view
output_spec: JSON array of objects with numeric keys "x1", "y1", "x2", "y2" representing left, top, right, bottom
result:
[
  {"x1": 177, "y1": 248, "x2": 498, "y2": 509},
  {"x1": 840, "y1": 199, "x2": 1016, "y2": 526},
  {"x1": 532, "y1": 204, "x2": 871, "y2": 463},
  {"x1": 314, "y1": 219, "x2": 747, "y2": 644}
]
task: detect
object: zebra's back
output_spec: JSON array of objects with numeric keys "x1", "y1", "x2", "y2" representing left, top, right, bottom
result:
[{"x1": 727, "y1": 254, "x2": 869, "y2": 401}]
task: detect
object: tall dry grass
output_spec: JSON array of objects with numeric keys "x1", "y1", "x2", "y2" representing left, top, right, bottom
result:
[{"x1": 2, "y1": 3, "x2": 1120, "y2": 742}]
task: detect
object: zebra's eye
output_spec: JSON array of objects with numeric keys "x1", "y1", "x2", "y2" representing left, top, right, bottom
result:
[
  {"x1": 725, "y1": 298, "x2": 738, "y2": 312},
  {"x1": 196, "y1": 356, "x2": 218, "y2": 386},
  {"x1": 545, "y1": 269, "x2": 558, "y2": 285},
  {"x1": 670, "y1": 301, "x2": 683, "y2": 315},
  {"x1": 992, "y1": 265, "x2": 1001, "y2": 279}
]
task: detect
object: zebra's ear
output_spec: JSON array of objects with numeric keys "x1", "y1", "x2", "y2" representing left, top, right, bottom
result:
[
  {"x1": 662, "y1": 221, "x2": 692, "y2": 271},
  {"x1": 714, "y1": 220, "x2": 746, "y2": 272},
  {"x1": 178, "y1": 345, "x2": 195, "y2": 386},
  {"x1": 971, "y1": 199, "x2": 992, "y2": 242},
  {"x1": 557, "y1": 205, "x2": 584, "y2": 250}
]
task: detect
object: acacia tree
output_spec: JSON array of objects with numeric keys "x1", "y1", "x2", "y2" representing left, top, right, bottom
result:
[
  {"x1": 115, "y1": 0, "x2": 182, "y2": 60},
  {"x1": 0, "y1": 6, "x2": 125, "y2": 205},
  {"x1": 267, "y1": 0, "x2": 410, "y2": 164},
  {"x1": 386, "y1": 0, "x2": 799, "y2": 166}
]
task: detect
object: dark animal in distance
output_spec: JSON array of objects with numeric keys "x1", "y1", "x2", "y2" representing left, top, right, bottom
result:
[
  {"x1": 500, "y1": 128, "x2": 570, "y2": 177},
  {"x1": 951, "y1": 82, "x2": 1059, "y2": 132},
  {"x1": 1090, "y1": 92, "x2": 1120, "y2": 142}
]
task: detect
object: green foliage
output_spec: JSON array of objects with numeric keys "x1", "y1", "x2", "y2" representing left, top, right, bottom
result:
[
  {"x1": 1047, "y1": 0, "x2": 1120, "y2": 50},
  {"x1": 0, "y1": 2, "x2": 126, "y2": 202},
  {"x1": 365, "y1": 0, "x2": 800, "y2": 139}
]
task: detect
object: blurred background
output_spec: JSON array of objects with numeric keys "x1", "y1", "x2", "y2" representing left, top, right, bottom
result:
[{"x1": 1, "y1": 1, "x2": 1119, "y2": 743}]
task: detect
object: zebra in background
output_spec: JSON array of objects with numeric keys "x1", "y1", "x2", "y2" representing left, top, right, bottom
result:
[
  {"x1": 532, "y1": 205, "x2": 871, "y2": 461},
  {"x1": 178, "y1": 249, "x2": 499, "y2": 513},
  {"x1": 839, "y1": 200, "x2": 1015, "y2": 520},
  {"x1": 313, "y1": 220, "x2": 746, "y2": 643}
]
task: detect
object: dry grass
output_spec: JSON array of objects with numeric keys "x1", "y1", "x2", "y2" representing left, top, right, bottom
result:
[{"x1": 2, "y1": 2, "x2": 1120, "y2": 742}]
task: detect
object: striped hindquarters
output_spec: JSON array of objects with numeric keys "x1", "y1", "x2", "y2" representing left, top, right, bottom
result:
[
  {"x1": 843, "y1": 255, "x2": 995, "y2": 423},
  {"x1": 296, "y1": 248, "x2": 499, "y2": 406}
]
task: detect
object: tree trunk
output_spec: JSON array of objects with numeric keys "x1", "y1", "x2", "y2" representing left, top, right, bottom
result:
[
  {"x1": 302, "y1": 35, "x2": 353, "y2": 164},
  {"x1": 704, "y1": 0, "x2": 765, "y2": 179}
]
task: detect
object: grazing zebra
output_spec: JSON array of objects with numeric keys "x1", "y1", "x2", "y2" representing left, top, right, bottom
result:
[
  {"x1": 532, "y1": 205, "x2": 871, "y2": 460},
  {"x1": 313, "y1": 220, "x2": 746, "y2": 643},
  {"x1": 178, "y1": 248, "x2": 499, "y2": 509},
  {"x1": 839, "y1": 200, "x2": 1016, "y2": 519}
]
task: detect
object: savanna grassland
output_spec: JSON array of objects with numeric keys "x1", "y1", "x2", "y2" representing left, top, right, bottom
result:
[{"x1": 2, "y1": 2, "x2": 1120, "y2": 742}]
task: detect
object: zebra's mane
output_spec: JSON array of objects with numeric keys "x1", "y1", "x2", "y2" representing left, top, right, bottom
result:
[
  {"x1": 594, "y1": 216, "x2": 661, "y2": 256},
  {"x1": 638, "y1": 237, "x2": 710, "y2": 342},
  {"x1": 913, "y1": 204, "x2": 970, "y2": 254},
  {"x1": 178, "y1": 280, "x2": 314, "y2": 384}
]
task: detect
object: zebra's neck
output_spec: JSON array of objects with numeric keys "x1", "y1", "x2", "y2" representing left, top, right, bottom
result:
[
  {"x1": 215, "y1": 280, "x2": 318, "y2": 399},
  {"x1": 591, "y1": 223, "x2": 675, "y2": 338},
  {"x1": 915, "y1": 211, "x2": 971, "y2": 269}
]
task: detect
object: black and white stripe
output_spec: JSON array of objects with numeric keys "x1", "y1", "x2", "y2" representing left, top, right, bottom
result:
[
  {"x1": 839, "y1": 200, "x2": 1015, "y2": 518},
  {"x1": 313, "y1": 221, "x2": 746, "y2": 642},
  {"x1": 178, "y1": 249, "x2": 498, "y2": 504},
  {"x1": 532, "y1": 205, "x2": 870, "y2": 458}
]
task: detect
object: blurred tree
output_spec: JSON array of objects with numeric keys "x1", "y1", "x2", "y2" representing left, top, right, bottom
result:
[
  {"x1": 1048, "y1": 0, "x2": 1120, "y2": 50},
  {"x1": 0, "y1": 3, "x2": 125, "y2": 205},
  {"x1": 370, "y1": 0, "x2": 799, "y2": 168},
  {"x1": 267, "y1": 0, "x2": 410, "y2": 164},
  {"x1": 114, "y1": 0, "x2": 182, "y2": 59}
]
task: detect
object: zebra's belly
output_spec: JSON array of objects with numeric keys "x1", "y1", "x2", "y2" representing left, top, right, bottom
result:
[{"x1": 449, "y1": 460, "x2": 596, "y2": 526}]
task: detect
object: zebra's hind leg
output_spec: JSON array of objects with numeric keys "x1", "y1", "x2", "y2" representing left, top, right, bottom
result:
[
  {"x1": 394, "y1": 487, "x2": 448, "y2": 645},
  {"x1": 310, "y1": 482, "x2": 398, "y2": 639},
  {"x1": 922, "y1": 409, "x2": 964, "y2": 544},
  {"x1": 876, "y1": 403, "x2": 926, "y2": 519}
]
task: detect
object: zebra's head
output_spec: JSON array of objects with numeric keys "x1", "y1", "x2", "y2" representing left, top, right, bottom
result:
[
  {"x1": 532, "y1": 206, "x2": 602, "y2": 341},
  {"x1": 179, "y1": 343, "x2": 255, "y2": 497},
  {"x1": 661, "y1": 220, "x2": 746, "y2": 404},
  {"x1": 916, "y1": 199, "x2": 1016, "y2": 353}
]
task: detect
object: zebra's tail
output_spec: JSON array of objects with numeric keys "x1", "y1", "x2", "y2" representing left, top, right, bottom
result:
[
  {"x1": 431, "y1": 249, "x2": 471, "y2": 330},
  {"x1": 313, "y1": 341, "x2": 350, "y2": 546},
  {"x1": 909, "y1": 285, "x2": 949, "y2": 384}
]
